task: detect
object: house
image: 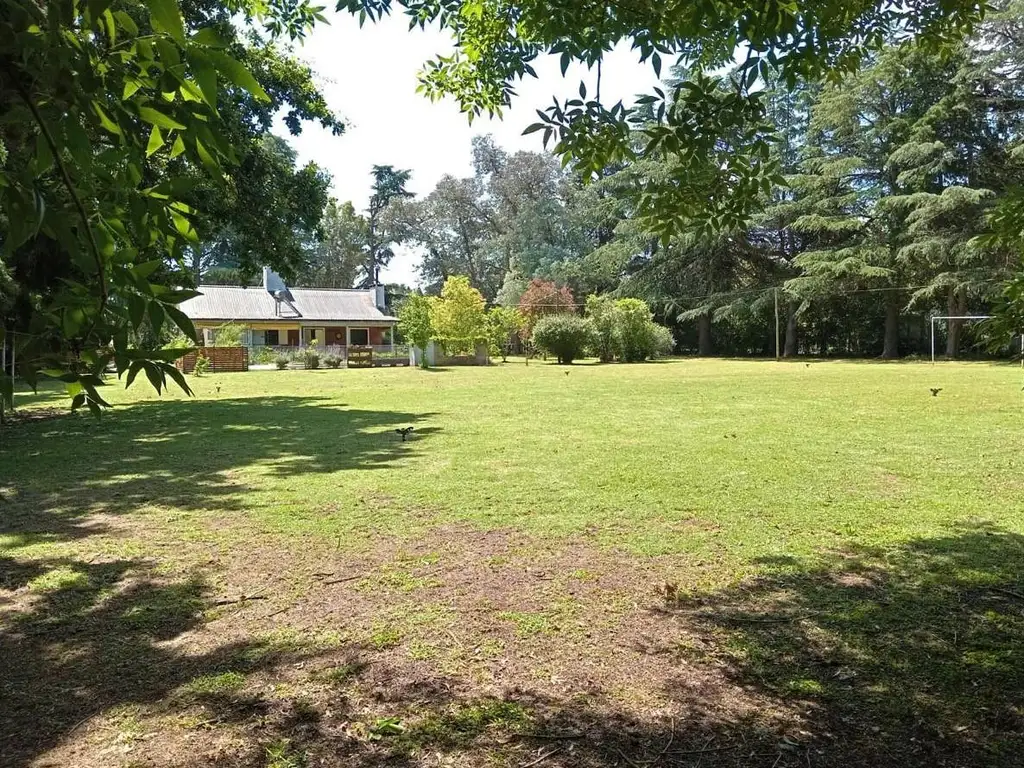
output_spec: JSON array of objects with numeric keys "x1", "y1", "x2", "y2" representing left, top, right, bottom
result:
[{"x1": 179, "y1": 268, "x2": 398, "y2": 349}]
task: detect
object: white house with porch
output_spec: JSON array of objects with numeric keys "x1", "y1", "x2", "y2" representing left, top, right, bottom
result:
[{"x1": 179, "y1": 268, "x2": 399, "y2": 356}]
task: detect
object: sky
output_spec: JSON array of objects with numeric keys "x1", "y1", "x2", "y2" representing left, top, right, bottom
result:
[{"x1": 273, "y1": 8, "x2": 659, "y2": 287}]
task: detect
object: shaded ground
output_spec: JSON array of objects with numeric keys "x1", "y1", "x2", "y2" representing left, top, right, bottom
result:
[{"x1": 2, "y1": 514, "x2": 1022, "y2": 768}]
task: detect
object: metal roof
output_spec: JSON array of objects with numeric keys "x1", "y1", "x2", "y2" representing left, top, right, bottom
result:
[{"x1": 180, "y1": 285, "x2": 398, "y2": 323}]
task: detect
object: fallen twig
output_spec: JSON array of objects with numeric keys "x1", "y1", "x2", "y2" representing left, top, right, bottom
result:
[
  {"x1": 719, "y1": 614, "x2": 813, "y2": 624},
  {"x1": 212, "y1": 595, "x2": 267, "y2": 606},
  {"x1": 666, "y1": 744, "x2": 738, "y2": 756},
  {"x1": 989, "y1": 587, "x2": 1024, "y2": 602},
  {"x1": 614, "y1": 748, "x2": 645, "y2": 768},
  {"x1": 322, "y1": 575, "x2": 363, "y2": 586},
  {"x1": 517, "y1": 731, "x2": 584, "y2": 740},
  {"x1": 520, "y1": 747, "x2": 561, "y2": 767},
  {"x1": 650, "y1": 717, "x2": 675, "y2": 765}
]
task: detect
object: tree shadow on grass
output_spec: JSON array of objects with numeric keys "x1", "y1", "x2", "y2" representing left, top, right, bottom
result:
[
  {"x1": 0, "y1": 554, "x2": 371, "y2": 768},
  {"x1": 653, "y1": 522, "x2": 1024, "y2": 766},
  {"x1": 2, "y1": 525, "x2": 1023, "y2": 766},
  {"x1": 0, "y1": 396, "x2": 439, "y2": 545}
]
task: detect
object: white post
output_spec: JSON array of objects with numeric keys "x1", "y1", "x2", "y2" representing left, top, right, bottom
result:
[
  {"x1": 390, "y1": 326, "x2": 395, "y2": 355},
  {"x1": 931, "y1": 317, "x2": 936, "y2": 365},
  {"x1": 774, "y1": 288, "x2": 781, "y2": 361}
]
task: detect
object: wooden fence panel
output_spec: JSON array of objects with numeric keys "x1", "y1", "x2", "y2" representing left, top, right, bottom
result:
[{"x1": 176, "y1": 346, "x2": 249, "y2": 373}]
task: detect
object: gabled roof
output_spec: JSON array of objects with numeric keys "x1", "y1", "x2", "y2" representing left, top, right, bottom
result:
[{"x1": 180, "y1": 285, "x2": 398, "y2": 323}]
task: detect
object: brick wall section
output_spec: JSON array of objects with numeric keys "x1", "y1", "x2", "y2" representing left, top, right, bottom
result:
[{"x1": 176, "y1": 347, "x2": 249, "y2": 373}]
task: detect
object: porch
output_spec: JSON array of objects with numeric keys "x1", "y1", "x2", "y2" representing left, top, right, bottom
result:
[{"x1": 253, "y1": 344, "x2": 410, "y2": 367}]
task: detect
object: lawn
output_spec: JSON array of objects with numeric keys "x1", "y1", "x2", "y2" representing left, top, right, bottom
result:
[{"x1": 2, "y1": 359, "x2": 1023, "y2": 767}]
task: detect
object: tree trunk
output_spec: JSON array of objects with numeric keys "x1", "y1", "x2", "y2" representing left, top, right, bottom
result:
[
  {"x1": 697, "y1": 312, "x2": 713, "y2": 356},
  {"x1": 946, "y1": 288, "x2": 963, "y2": 359},
  {"x1": 783, "y1": 303, "x2": 798, "y2": 357},
  {"x1": 881, "y1": 296, "x2": 900, "y2": 359}
]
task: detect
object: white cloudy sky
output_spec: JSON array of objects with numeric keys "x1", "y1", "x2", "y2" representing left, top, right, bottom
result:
[{"x1": 274, "y1": 8, "x2": 659, "y2": 286}]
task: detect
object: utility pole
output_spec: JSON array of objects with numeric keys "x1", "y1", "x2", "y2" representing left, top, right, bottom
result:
[{"x1": 774, "y1": 288, "x2": 781, "y2": 361}]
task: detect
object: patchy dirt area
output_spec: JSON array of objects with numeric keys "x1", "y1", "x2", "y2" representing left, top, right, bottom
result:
[{"x1": 2, "y1": 513, "x2": 1023, "y2": 768}]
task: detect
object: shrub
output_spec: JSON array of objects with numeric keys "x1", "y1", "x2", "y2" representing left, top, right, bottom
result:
[
  {"x1": 303, "y1": 349, "x2": 321, "y2": 369},
  {"x1": 193, "y1": 354, "x2": 211, "y2": 376},
  {"x1": 252, "y1": 346, "x2": 277, "y2": 364},
  {"x1": 616, "y1": 298, "x2": 657, "y2": 362},
  {"x1": 584, "y1": 294, "x2": 622, "y2": 363},
  {"x1": 398, "y1": 294, "x2": 435, "y2": 368},
  {"x1": 323, "y1": 354, "x2": 342, "y2": 369},
  {"x1": 430, "y1": 276, "x2": 487, "y2": 355},
  {"x1": 532, "y1": 314, "x2": 593, "y2": 364},
  {"x1": 212, "y1": 322, "x2": 244, "y2": 347},
  {"x1": 650, "y1": 324, "x2": 675, "y2": 357},
  {"x1": 519, "y1": 279, "x2": 575, "y2": 336},
  {"x1": 486, "y1": 306, "x2": 525, "y2": 362},
  {"x1": 275, "y1": 355, "x2": 291, "y2": 370}
]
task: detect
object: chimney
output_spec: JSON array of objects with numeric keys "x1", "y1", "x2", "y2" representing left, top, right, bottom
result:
[
  {"x1": 372, "y1": 285, "x2": 386, "y2": 311},
  {"x1": 263, "y1": 266, "x2": 271, "y2": 292}
]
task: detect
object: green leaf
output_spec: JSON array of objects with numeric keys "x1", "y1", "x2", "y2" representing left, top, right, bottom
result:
[
  {"x1": 123, "y1": 79, "x2": 143, "y2": 100},
  {"x1": 165, "y1": 303, "x2": 198, "y2": 342},
  {"x1": 195, "y1": 138, "x2": 220, "y2": 173},
  {"x1": 124, "y1": 360, "x2": 145, "y2": 388},
  {"x1": 191, "y1": 27, "x2": 228, "y2": 47},
  {"x1": 143, "y1": 0, "x2": 185, "y2": 43},
  {"x1": 164, "y1": 361, "x2": 194, "y2": 396},
  {"x1": 93, "y1": 102, "x2": 122, "y2": 135},
  {"x1": 146, "y1": 124, "x2": 164, "y2": 156},
  {"x1": 127, "y1": 292, "x2": 146, "y2": 328},
  {"x1": 190, "y1": 54, "x2": 218, "y2": 109},
  {"x1": 170, "y1": 134, "x2": 186, "y2": 158},
  {"x1": 142, "y1": 361, "x2": 164, "y2": 394},
  {"x1": 148, "y1": 299, "x2": 166, "y2": 335},
  {"x1": 138, "y1": 106, "x2": 186, "y2": 130},
  {"x1": 207, "y1": 50, "x2": 269, "y2": 102},
  {"x1": 113, "y1": 9, "x2": 139, "y2": 35},
  {"x1": 132, "y1": 259, "x2": 164, "y2": 279}
]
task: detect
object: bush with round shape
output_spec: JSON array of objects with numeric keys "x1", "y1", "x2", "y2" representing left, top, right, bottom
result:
[
  {"x1": 303, "y1": 349, "x2": 321, "y2": 369},
  {"x1": 585, "y1": 294, "x2": 622, "y2": 362},
  {"x1": 616, "y1": 298, "x2": 658, "y2": 362},
  {"x1": 650, "y1": 324, "x2": 675, "y2": 357},
  {"x1": 275, "y1": 355, "x2": 291, "y2": 370},
  {"x1": 323, "y1": 354, "x2": 342, "y2": 369},
  {"x1": 532, "y1": 314, "x2": 593, "y2": 364}
]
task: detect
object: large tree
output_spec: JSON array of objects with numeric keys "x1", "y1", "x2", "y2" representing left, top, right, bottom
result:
[
  {"x1": 297, "y1": 200, "x2": 367, "y2": 288},
  {"x1": 0, "y1": 0, "x2": 335, "y2": 412},
  {"x1": 362, "y1": 165, "x2": 413, "y2": 287},
  {"x1": 340, "y1": 0, "x2": 982, "y2": 241}
]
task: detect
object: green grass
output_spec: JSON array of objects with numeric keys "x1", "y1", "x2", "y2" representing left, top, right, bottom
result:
[
  {"x1": 4, "y1": 359, "x2": 1024, "y2": 766},
  {"x1": 8, "y1": 359, "x2": 1022, "y2": 568}
]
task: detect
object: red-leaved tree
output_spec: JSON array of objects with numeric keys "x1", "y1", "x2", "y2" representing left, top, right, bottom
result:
[{"x1": 518, "y1": 279, "x2": 576, "y2": 336}]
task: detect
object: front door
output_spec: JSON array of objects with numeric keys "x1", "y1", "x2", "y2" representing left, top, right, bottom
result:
[{"x1": 287, "y1": 329, "x2": 300, "y2": 346}]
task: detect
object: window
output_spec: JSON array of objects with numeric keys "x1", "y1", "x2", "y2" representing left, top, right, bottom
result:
[
  {"x1": 349, "y1": 328, "x2": 369, "y2": 346},
  {"x1": 265, "y1": 330, "x2": 279, "y2": 345}
]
